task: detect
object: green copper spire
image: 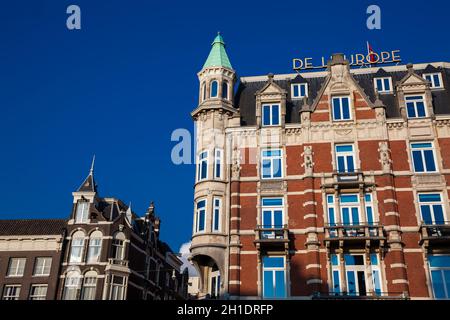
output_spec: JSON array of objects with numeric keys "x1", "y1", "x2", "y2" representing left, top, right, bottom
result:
[{"x1": 202, "y1": 33, "x2": 233, "y2": 70}]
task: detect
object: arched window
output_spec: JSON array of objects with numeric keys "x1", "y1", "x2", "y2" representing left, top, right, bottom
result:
[
  {"x1": 87, "y1": 230, "x2": 102, "y2": 263},
  {"x1": 81, "y1": 271, "x2": 97, "y2": 300},
  {"x1": 222, "y1": 81, "x2": 229, "y2": 100},
  {"x1": 210, "y1": 80, "x2": 218, "y2": 98},
  {"x1": 201, "y1": 82, "x2": 206, "y2": 101},
  {"x1": 69, "y1": 231, "x2": 86, "y2": 263},
  {"x1": 112, "y1": 232, "x2": 126, "y2": 261},
  {"x1": 63, "y1": 271, "x2": 81, "y2": 300}
]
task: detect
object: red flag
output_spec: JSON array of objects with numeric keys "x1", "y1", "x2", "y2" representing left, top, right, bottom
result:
[{"x1": 367, "y1": 41, "x2": 376, "y2": 64}]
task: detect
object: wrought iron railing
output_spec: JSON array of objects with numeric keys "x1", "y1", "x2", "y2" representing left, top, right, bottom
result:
[
  {"x1": 108, "y1": 258, "x2": 129, "y2": 267},
  {"x1": 313, "y1": 291, "x2": 409, "y2": 300},
  {"x1": 254, "y1": 225, "x2": 289, "y2": 242},
  {"x1": 420, "y1": 221, "x2": 450, "y2": 243},
  {"x1": 324, "y1": 223, "x2": 385, "y2": 239}
]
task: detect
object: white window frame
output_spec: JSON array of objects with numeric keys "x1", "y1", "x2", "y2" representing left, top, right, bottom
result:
[
  {"x1": 261, "y1": 149, "x2": 283, "y2": 180},
  {"x1": 214, "y1": 148, "x2": 223, "y2": 179},
  {"x1": 87, "y1": 237, "x2": 102, "y2": 263},
  {"x1": 7, "y1": 258, "x2": 26, "y2": 277},
  {"x1": 418, "y1": 193, "x2": 446, "y2": 225},
  {"x1": 212, "y1": 197, "x2": 221, "y2": 232},
  {"x1": 374, "y1": 77, "x2": 392, "y2": 93},
  {"x1": 210, "y1": 270, "x2": 221, "y2": 298},
  {"x1": 195, "y1": 199, "x2": 207, "y2": 233},
  {"x1": 291, "y1": 83, "x2": 308, "y2": 99},
  {"x1": 332, "y1": 96, "x2": 352, "y2": 121},
  {"x1": 2, "y1": 285, "x2": 21, "y2": 300},
  {"x1": 405, "y1": 95, "x2": 427, "y2": 118},
  {"x1": 63, "y1": 271, "x2": 81, "y2": 300},
  {"x1": 29, "y1": 284, "x2": 48, "y2": 300},
  {"x1": 262, "y1": 256, "x2": 287, "y2": 299},
  {"x1": 197, "y1": 150, "x2": 209, "y2": 182},
  {"x1": 335, "y1": 144, "x2": 356, "y2": 173},
  {"x1": 33, "y1": 257, "x2": 52, "y2": 276},
  {"x1": 262, "y1": 103, "x2": 281, "y2": 126},
  {"x1": 75, "y1": 200, "x2": 90, "y2": 223},
  {"x1": 81, "y1": 273, "x2": 98, "y2": 300},
  {"x1": 109, "y1": 275, "x2": 126, "y2": 300},
  {"x1": 423, "y1": 73, "x2": 443, "y2": 89},
  {"x1": 410, "y1": 142, "x2": 437, "y2": 173}
]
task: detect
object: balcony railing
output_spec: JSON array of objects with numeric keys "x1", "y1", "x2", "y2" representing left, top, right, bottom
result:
[
  {"x1": 419, "y1": 222, "x2": 450, "y2": 246},
  {"x1": 324, "y1": 223, "x2": 386, "y2": 247},
  {"x1": 254, "y1": 225, "x2": 289, "y2": 250},
  {"x1": 108, "y1": 258, "x2": 129, "y2": 267},
  {"x1": 312, "y1": 291, "x2": 409, "y2": 300}
]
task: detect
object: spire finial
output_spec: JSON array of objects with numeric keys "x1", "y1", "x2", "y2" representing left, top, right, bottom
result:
[{"x1": 90, "y1": 155, "x2": 95, "y2": 175}]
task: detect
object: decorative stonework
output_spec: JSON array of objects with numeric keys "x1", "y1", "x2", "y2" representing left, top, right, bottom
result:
[
  {"x1": 378, "y1": 142, "x2": 392, "y2": 172},
  {"x1": 302, "y1": 146, "x2": 314, "y2": 176}
]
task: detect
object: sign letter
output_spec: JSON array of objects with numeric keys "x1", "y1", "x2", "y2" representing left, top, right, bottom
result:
[
  {"x1": 66, "y1": 5, "x2": 81, "y2": 30},
  {"x1": 366, "y1": 5, "x2": 381, "y2": 30}
]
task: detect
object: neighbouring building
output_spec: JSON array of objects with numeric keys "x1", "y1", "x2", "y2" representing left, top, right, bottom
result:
[
  {"x1": 189, "y1": 33, "x2": 450, "y2": 299},
  {"x1": 0, "y1": 163, "x2": 188, "y2": 300}
]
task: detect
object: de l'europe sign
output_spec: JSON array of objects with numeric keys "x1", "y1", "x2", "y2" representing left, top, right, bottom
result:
[{"x1": 293, "y1": 50, "x2": 401, "y2": 71}]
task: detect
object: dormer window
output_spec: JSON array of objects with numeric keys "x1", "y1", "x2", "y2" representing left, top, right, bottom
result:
[
  {"x1": 374, "y1": 77, "x2": 392, "y2": 93},
  {"x1": 75, "y1": 200, "x2": 89, "y2": 224},
  {"x1": 210, "y1": 80, "x2": 218, "y2": 98},
  {"x1": 405, "y1": 95, "x2": 427, "y2": 118},
  {"x1": 423, "y1": 73, "x2": 443, "y2": 89},
  {"x1": 332, "y1": 96, "x2": 352, "y2": 121},
  {"x1": 262, "y1": 104, "x2": 281, "y2": 126},
  {"x1": 291, "y1": 83, "x2": 308, "y2": 99}
]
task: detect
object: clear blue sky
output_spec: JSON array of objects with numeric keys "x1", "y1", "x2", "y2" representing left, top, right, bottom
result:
[{"x1": 0, "y1": 0, "x2": 449, "y2": 251}]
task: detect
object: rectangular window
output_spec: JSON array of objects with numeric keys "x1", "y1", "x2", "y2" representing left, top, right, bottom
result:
[
  {"x1": 112, "y1": 239, "x2": 125, "y2": 260},
  {"x1": 330, "y1": 254, "x2": 340, "y2": 294},
  {"x1": 33, "y1": 257, "x2": 52, "y2": 276},
  {"x1": 261, "y1": 149, "x2": 283, "y2": 179},
  {"x1": 335, "y1": 144, "x2": 355, "y2": 173},
  {"x1": 340, "y1": 194, "x2": 360, "y2": 226},
  {"x1": 262, "y1": 104, "x2": 281, "y2": 126},
  {"x1": 291, "y1": 83, "x2": 308, "y2": 99},
  {"x1": 411, "y1": 142, "x2": 437, "y2": 173},
  {"x1": 332, "y1": 96, "x2": 351, "y2": 121},
  {"x1": 212, "y1": 197, "x2": 221, "y2": 232},
  {"x1": 261, "y1": 198, "x2": 284, "y2": 239},
  {"x1": 2, "y1": 285, "x2": 21, "y2": 300},
  {"x1": 423, "y1": 73, "x2": 443, "y2": 89},
  {"x1": 374, "y1": 77, "x2": 392, "y2": 93},
  {"x1": 7, "y1": 258, "x2": 26, "y2": 277},
  {"x1": 197, "y1": 151, "x2": 208, "y2": 181},
  {"x1": 428, "y1": 255, "x2": 450, "y2": 299},
  {"x1": 196, "y1": 199, "x2": 206, "y2": 233},
  {"x1": 418, "y1": 193, "x2": 445, "y2": 225},
  {"x1": 405, "y1": 95, "x2": 427, "y2": 118},
  {"x1": 214, "y1": 149, "x2": 223, "y2": 179},
  {"x1": 75, "y1": 201, "x2": 89, "y2": 223},
  {"x1": 262, "y1": 256, "x2": 286, "y2": 299},
  {"x1": 29, "y1": 285, "x2": 48, "y2": 300},
  {"x1": 110, "y1": 275, "x2": 126, "y2": 300}
]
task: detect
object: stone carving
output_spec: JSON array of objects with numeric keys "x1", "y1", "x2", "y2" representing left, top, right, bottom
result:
[
  {"x1": 302, "y1": 146, "x2": 314, "y2": 176},
  {"x1": 231, "y1": 147, "x2": 241, "y2": 180},
  {"x1": 378, "y1": 142, "x2": 392, "y2": 172}
]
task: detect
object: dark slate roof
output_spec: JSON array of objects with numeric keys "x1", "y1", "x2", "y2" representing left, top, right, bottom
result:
[
  {"x1": 235, "y1": 76, "x2": 326, "y2": 125},
  {"x1": 77, "y1": 173, "x2": 97, "y2": 192},
  {"x1": 0, "y1": 219, "x2": 66, "y2": 236},
  {"x1": 234, "y1": 64, "x2": 450, "y2": 124}
]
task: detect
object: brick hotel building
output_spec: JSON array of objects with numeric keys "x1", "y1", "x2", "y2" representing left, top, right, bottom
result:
[{"x1": 189, "y1": 34, "x2": 450, "y2": 299}]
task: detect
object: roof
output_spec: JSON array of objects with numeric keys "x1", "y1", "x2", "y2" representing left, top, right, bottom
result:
[
  {"x1": 235, "y1": 63, "x2": 450, "y2": 124},
  {"x1": 202, "y1": 33, "x2": 233, "y2": 70},
  {"x1": 0, "y1": 219, "x2": 67, "y2": 236}
]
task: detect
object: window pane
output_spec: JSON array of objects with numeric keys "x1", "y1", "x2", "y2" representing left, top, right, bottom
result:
[
  {"x1": 346, "y1": 156, "x2": 355, "y2": 172},
  {"x1": 262, "y1": 160, "x2": 271, "y2": 178},
  {"x1": 273, "y1": 158, "x2": 282, "y2": 177},
  {"x1": 406, "y1": 102, "x2": 416, "y2": 118},
  {"x1": 417, "y1": 102, "x2": 426, "y2": 117},
  {"x1": 271, "y1": 105, "x2": 280, "y2": 125},
  {"x1": 431, "y1": 270, "x2": 446, "y2": 299},
  {"x1": 274, "y1": 270, "x2": 286, "y2": 298},
  {"x1": 419, "y1": 194, "x2": 441, "y2": 202},
  {"x1": 262, "y1": 198, "x2": 283, "y2": 206},
  {"x1": 433, "y1": 205, "x2": 445, "y2": 224},
  {"x1": 332, "y1": 270, "x2": 340, "y2": 293},
  {"x1": 342, "y1": 98, "x2": 350, "y2": 119},
  {"x1": 412, "y1": 150, "x2": 424, "y2": 172},
  {"x1": 263, "y1": 271, "x2": 274, "y2": 298},
  {"x1": 293, "y1": 85, "x2": 299, "y2": 97},
  {"x1": 434, "y1": 74, "x2": 441, "y2": 87},
  {"x1": 424, "y1": 150, "x2": 436, "y2": 171},
  {"x1": 337, "y1": 156, "x2": 345, "y2": 172},
  {"x1": 211, "y1": 81, "x2": 218, "y2": 97},
  {"x1": 429, "y1": 255, "x2": 450, "y2": 267},
  {"x1": 351, "y1": 207, "x2": 359, "y2": 224},
  {"x1": 384, "y1": 78, "x2": 390, "y2": 91},
  {"x1": 263, "y1": 257, "x2": 284, "y2": 268},
  {"x1": 263, "y1": 106, "x2": 271, "y2": 125},
  {"x1": 333, "y1": 98, "x2": 341, "y2": 120}
]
